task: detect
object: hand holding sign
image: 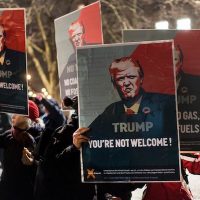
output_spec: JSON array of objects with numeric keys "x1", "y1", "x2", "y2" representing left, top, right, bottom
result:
[
  {"x1": 21, "y1": 147, "x2": 34, "y2": 166},
  {"x1": 36, "y1": 93, "x2": 44, "y2": 101},
  {"x1": 73, "y1": 127, "x2": 90, "y2": 149}
]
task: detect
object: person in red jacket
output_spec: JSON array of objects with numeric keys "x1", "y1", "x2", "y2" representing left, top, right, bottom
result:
[{"x1": 142, "y1": 154, "x2": 200, "y2": 200}]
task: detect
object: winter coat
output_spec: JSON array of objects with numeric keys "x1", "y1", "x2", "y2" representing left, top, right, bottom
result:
[
  {"x1": 142, "y1": 154, "x2": 200, "y2": 200},
  {"x1": 0, "y1": 128, "x2": 37, "y2": 200},
  {"x1": 34, "y1": 123, "x2": 95, "y2": 200}
]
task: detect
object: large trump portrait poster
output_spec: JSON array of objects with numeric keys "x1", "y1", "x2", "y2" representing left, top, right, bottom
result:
[
  {"x1": 123, "y1": 30, "x2": 200, "y2": 152},
  {"x1": 55, "y1": 1, "x2": 103, "y2": 105},
  {"x1": 78, "y1": 41, "x2": 180, "y2": 182},
  {"x1": 0, "y1": 9, "x2": 28, "y2": 115}
]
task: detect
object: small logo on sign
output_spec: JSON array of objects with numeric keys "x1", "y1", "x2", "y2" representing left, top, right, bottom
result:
[
  {"x1": 5, "y1": 59, "x2": 11, "y2": 66},
  {"x1": 181, "y1": 86, "x2": 188, "y2": 93},
  {"x1": 87, "y1": 169, "x2": 95, "y2": 179},
  {"x1": 142, "y1": 107, "x2": 151, "y2": 114}
]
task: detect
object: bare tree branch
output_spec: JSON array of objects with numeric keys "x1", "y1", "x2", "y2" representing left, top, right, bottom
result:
[
  {"x1": 101, "y1": 0, "x2": 127, "y2": 29},
  {"x1": 33, "y1": 7, "x2": 52, "y2": 68},
  {"x1": 27, "y1": 38, "x2": 50, "y2": 89},
  {"x1": 29, "y1": 40, "x2": 44, "y2": 54}
]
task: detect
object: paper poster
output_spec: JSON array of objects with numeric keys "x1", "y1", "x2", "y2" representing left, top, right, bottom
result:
[
  {"x1": 55, "y1": 1, "x2": 103, "y2": 106},
  {"x1": 0, "y1": 8, "x2": 28, "y2": 115},
  {"x1": 78, "y1": 41, "x2": 180, "y2": 182},
  {"x1": 123, "y1": 29, "x2": 200, "y2": 152}
]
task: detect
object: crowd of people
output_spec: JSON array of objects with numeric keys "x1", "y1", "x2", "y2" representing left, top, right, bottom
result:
[
  {"x1": 0, "y1": 45, "x2": 199, "y2": 200},
  {"x1": 0, "y1": 92, "x2": 199, "y2": 200},
  {"x1": 0, "y1": 93, "x2": 137, "y2": 200},
  {"x1": 0, "y1": 6, "x2": 199, "y2": 200},
  {"x1": 0, "y1": 25, "x2": 199, "y2": 199}
]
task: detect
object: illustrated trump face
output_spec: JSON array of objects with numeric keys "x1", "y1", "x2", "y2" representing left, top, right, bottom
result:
[
  {"x1": 109, "y1": 57, "x2": 144, "y2": 100},
  {"x1": 0, "y1": 25, "x2": 6, "y2": 52},
  {"x1": 68, "y1": 21, "x2": 85, "y2": 47},
  {"x1": 174, "y1": 46, "x2": 183, "y2": 76}
]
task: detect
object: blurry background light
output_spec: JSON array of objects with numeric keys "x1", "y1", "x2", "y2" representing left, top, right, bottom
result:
[
  {"x1": 177, "y1": 18, "x2": 191, "y2": 30},
  {"x1": 27, "y1": 74, "x2": 31, "y2": 80},
  {"x1": 155, "y1": 21, "x2": 169, "y2": 29}
]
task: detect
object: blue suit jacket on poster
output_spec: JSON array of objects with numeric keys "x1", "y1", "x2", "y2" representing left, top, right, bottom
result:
[
  {"x1": 0, "y1": 48, "x2": 27, "y2": 114},
  {"x1": 82, "y1": 90, "x2": 179, "y2": 181}
]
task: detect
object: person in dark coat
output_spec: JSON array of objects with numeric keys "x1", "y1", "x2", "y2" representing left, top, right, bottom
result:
[
  {"x1": 35, "y1": 94, "x2": 66, "y2": 131},
  {"x1": 0, "y1": 113, "x2": 11, "y2": 164},
  {"x1": 33, "y1": 94, "x2": 66, "y2": 168},
  {"x1": 0, "y1": 113, "x2": 11, "y2": 135},
  {"x1": 0, "y1": 100, "x2": 40, "y2": 200},
  {"x1": 23, "y1": 97, "x2": 95, "y2": 200},
  {"x1": 34, "y1": 124, "x2": 95, "y2": 200}
]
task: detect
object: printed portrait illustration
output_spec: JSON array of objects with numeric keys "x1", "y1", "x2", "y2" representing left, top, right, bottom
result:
[
  {"x1": 55, "y1": 1, "x2": 103, "y2": 105},
  {"x1": 0, "y1": 9, "x2": 27, "y2": 115}
]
